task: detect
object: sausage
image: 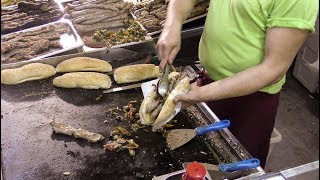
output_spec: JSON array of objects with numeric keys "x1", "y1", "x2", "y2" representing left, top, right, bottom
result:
[
  {"x1": 75, "y1": 20, "x2": 124, "y2": 34},
  {"x1": 81, "y1": 13, "x2": 127, "y2": 25},
  {"x1": 150, "y1": 5, "x2": 166, "y2": 15},
  {"x1": 72, "y1": 11, "x2": 118, "y2": 24},
  {"x1": 147, "y1": 100, "x2": 161, "y2": 113},
  {"x1": 151, "y1": 104, "x2": 163, "y2": 119},
  {"x1": 74, "y1": 4, "x2": 119, "y2": 12},
  {"x1": 70, "y1": 9, "x2": 113, "y2": 18}
]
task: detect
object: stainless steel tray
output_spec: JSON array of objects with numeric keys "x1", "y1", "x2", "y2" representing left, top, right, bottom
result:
[
  {"x1": 82, "y1": 28, "x2": 153, "y2": 53},
  {"x1": 58, "y1": 0, "x2": 153, "y2": 53},
  {"x1": 130, "y1": 6, "x2": 207, "y2": 36},
  {"x1": 1, "y1": 0, "x2": 65, "y2": 35},
  {"x1": 1, "y1": 19, "x2": 83, "y2": 64},
  {"x1": 149, "y1": 13, "x2": 207, "y2": 36}
]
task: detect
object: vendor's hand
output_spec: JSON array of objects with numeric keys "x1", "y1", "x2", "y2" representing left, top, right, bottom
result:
[
  {"x1": 174, "y1": 85, "x2": 203, "y2": 108},
  {"x1": 157, "y1": 26, "x2": 181, "y2": 70}
]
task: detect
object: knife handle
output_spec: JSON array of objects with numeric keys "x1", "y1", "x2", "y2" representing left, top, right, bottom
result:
[
  {"x1": 195, "y1": 120, "x2": 230, "y2": 135},
  {"x1": 218, "y1": 158, "x2": 260, "y2": 172}
]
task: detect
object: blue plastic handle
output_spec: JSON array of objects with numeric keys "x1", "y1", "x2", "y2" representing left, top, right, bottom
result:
[
  {"x1": 218, "y1": 158, "x2": 260, "y2": 172},
  {"x1": 195, "y1": 120, "x2": 231, "y2": 135}
]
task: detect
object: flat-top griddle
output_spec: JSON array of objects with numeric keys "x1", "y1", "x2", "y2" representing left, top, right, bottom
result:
[{"x1": 1, "y1": 48, "x2": 264, "y2": 180}]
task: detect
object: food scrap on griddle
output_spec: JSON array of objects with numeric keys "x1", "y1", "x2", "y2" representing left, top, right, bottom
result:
[
  {"x1": 110, "y1": 126, "x2": 131, "y2": 138},
  {"x1": 50, "y1": 121, "x2": 105, "y2": 143},
  {"x1": 103, "y1": 138, "x2": 139, "y2": 153},
  {"x1": 106, "y1": 100, "x2": 140, "y2": 122},
  {"x1": 104, "y1": 100, "x2": 147, "y2": 156}
]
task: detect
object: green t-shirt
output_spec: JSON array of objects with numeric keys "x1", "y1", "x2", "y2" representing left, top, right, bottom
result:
[{"x1": 199, "y1": 0, "x2": 318, "y2": 94}]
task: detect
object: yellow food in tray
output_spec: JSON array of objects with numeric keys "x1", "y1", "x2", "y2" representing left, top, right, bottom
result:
[{"x1": 1, "y1": 0, "x2": 19, "y2": 7}]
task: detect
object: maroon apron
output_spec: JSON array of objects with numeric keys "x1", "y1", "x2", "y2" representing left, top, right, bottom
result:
[{"x1": 196, "y1": 71, "x2": 280, "y2": 168}]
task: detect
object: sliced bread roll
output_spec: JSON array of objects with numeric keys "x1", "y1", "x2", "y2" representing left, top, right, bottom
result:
[
  {"x1": 114, "y1": 64, "x2": 162, "y2": 84},
  {"x1": 152, "y1": 76, "x2": 190, "y2": 131},
  {"x1": 139, "y1": 88, "x2": 158, "y2": 125},
  {"x1": 56, "y1": 57, "x2": 112, "y2": 73},
  {"x1": 1, "y1": 63, "x2": 56, "y2": 85},
  {"x1": 53, "y1": 72, "x2": 112, "y2": 89}
]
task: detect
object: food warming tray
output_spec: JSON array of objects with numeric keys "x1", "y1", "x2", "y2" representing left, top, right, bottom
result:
[
  {"x1": 1, "y1": 19, "x2": 83, "y2": 65},
  {"x1": 1, "y1": 48, "x2": 264, "y2": 180},
  {"x1": 130, "y1": 8, "x2": 207, "y2": 36},
  {"x1": 58, "y1": 0, "x2": 154, "y2": 53},
  {"x1": 1, "y1": 0, "x2": 65, "y2": 35}
]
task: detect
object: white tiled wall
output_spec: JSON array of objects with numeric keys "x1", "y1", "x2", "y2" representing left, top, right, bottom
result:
[{"x1": 293, "y1": 16, "x2": 319, "y2": 93}]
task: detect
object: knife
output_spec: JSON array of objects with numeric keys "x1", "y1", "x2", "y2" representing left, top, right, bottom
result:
[
  {"x1": 102, "y1": 82, "x2": 143, "y2": 94},
  {"x1": 183, "y1": 158, "x2": 260, "y2": 179}
]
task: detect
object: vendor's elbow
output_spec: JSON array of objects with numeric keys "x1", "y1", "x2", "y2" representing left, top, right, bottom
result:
[{"x1": 261, "y1": 63, "x2": 288, "y2": 86}]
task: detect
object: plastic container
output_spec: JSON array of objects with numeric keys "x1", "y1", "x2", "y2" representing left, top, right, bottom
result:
[
  {"x1": 293, "y1": 32, "x2": 319, "y2": 93},
  {"x1": 182, "y1": 162, "x2": 206, "y2": 180}
]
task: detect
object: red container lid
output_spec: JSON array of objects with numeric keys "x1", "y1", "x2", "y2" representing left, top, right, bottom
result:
[{"x1": 185, "y1": 162, "x2": 206, "y2": 180}]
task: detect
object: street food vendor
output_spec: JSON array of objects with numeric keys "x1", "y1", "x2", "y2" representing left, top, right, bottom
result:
[{"x1": 157, "y1": 0, "x2": 319, "y2": 168}]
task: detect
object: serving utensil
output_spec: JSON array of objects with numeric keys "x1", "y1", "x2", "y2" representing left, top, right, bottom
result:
[{"x1": 166, "y1": 120, "x2": 231, "y2": 150}]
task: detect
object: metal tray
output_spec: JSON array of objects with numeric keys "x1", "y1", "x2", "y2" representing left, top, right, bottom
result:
[
  {"x1": 82, "y1": 32, "x2": 153, "y2": 53},
  {"x1": 1, "y1": 49, "x2": 264, "y2": 180},
  {"x1": 1, "y1": 19, "x2": 84, "y2": 65},
  {"x1": 1, "y1": 0, "x2": 65, "y2": 35},
  {"x1": 150, "y1": 13, "x2": 207, "y2": 36},
  {"x1": 1, "y1": 4, "x2": 18, "y2": 10},
  {"x1": 58, "y1": 0, "x2": 154, "y2": 53},
  {"x1": 130, "y1": 7, "x2": 207, "y2": 36}
]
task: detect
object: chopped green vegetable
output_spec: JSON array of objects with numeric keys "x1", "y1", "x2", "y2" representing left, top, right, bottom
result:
[{"x1": 129, "y1": 149, "x2": 135, "y2": 156}]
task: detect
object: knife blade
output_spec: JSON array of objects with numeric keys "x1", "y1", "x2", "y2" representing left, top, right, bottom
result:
[{"x1": 102, "y1": 83, "x2": 143, "y2": 94}]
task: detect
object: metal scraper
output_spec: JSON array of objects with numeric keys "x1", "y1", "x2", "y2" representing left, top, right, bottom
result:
[{"x1": 166, "y1": 120, "x2": 231, "y2": 150}]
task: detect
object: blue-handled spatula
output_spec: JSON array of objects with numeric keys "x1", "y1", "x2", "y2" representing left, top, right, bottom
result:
[{"x1": 166, "y1": 120, "x2": 231, "y2": 150}]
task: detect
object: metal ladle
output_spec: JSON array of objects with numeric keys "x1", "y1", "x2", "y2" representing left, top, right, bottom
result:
[{"x1": 157, "y1": 65, "x2": 172, "y2": 97}]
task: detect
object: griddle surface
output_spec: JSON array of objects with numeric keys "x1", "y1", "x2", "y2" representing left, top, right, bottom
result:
[{"x1": 1, "y1": 77, "x2": 219, "y2": 180}]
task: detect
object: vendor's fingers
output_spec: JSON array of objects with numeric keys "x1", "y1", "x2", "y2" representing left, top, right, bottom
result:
[
  {"x1": 160, "y1": 59, "x2": 168, "y2": 70},
  {"x1": 174, "y1": 94, "x2": 186, "y2": 103},
  {"x1": 167, "y1": 46, "x2": 180, "y2": 64},
  {"x1": 157, "y1": 43, "x2": 171, "y2": 70}
]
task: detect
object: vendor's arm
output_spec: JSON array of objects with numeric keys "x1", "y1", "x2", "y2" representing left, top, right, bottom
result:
[
  {"x1": 157, "y1": 0, "x2": 198, "y2": 69},
  {"x1": 175, "y1": 27, "x2": 309, "y2": 103}
]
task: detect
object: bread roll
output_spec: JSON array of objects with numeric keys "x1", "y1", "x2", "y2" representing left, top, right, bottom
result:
[
  {"x1": 114, "y1": 64, "x2": 162, "y2": 84},
  {"x1": 1, "y1": 63, "x2": 56, "y2": 85},
  {"x1": 152, "y1": 76, "x2": 190, "y2": 131},
  {"x1": 53, "y1": 72, "x2": 112, "y2": 89},
  {"x1": 139, "y1": 88, "x2": 158, "y2": 125},
  {"x1": 56, "y1": 57, "x2": 112, "y2": 73}
]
